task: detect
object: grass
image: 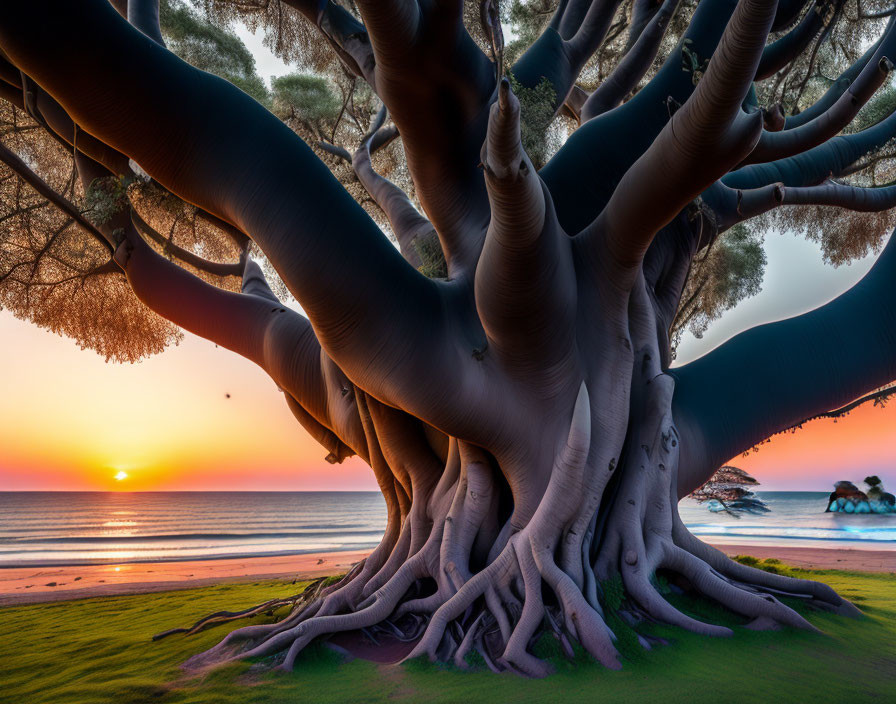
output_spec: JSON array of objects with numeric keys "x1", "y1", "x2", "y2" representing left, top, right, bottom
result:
[{"x1": 1, "y1": 564, "x2": 895, "y2": 704}]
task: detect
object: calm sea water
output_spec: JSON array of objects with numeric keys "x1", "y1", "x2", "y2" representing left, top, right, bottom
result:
[{"x1": 0, "y1": 491, "x2": 893, "y2": 567}]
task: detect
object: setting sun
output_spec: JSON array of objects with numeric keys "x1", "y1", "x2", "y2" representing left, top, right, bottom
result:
[{"x1": 113, "y1": 471, "x2": 128, "y2": 482}]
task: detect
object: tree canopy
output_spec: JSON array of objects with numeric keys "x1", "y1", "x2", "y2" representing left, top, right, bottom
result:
[{"x1": 4, "y1": 0, "x2": 896, "y2": 363}]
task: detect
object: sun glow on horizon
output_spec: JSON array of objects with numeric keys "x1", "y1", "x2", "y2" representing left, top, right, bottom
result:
[
  {"x1": 114, "y1": 471, "x2": 128, "y2": 482},
  {"x1": 0, "y1": 315, "x2": 379, "y2": 492}
]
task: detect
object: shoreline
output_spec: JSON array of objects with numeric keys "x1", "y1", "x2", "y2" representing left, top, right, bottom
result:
[
  {"x1": 0, "y1": 550, "x2": 368, "y2": 607},
  {"x1": 1, "y1": 542, "x2": 894, "y2": 607}
]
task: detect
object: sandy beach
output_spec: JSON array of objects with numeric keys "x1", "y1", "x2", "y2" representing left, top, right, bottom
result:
[
  {"x1": 0, "y1": 550, "x2": 369, "y2": 606},
  {"x1": 0, "y1": 542, "x2": 893, "y2": 607},
  {"x1": 709, "y1": 543, "x2": 896, "y2": 572}
]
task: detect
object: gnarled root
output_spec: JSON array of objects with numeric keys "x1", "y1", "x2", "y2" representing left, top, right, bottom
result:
[
  {"x1": 152, "y1": 580, "x2": 325, "y2": 642},
  {"x1": 593, "y1": 349, "x2": 860, "y2": 639},
  {"x1": 171, "y1": 377, "x2": 860, "y2": 678},
  {"x1": 178, "y1": 385, "x2": 620, "y2": 677}
]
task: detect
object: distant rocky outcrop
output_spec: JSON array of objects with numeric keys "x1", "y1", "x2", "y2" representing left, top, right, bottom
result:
[
  {"x1": 689, "y1": 466, "x2": 770, "y2": 517},
  {"x1": 826, "y1": 476, "x2": 896, "y2": 514}
]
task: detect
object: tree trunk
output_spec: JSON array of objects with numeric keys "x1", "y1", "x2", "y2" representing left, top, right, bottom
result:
[{"x1": 173, "y1": 295, "x2": 857, "y2": 676}]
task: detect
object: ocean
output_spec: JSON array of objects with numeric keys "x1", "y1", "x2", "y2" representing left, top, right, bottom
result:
[{"x1": 0, "y1": 491, "x2": 893, "y2": 568}]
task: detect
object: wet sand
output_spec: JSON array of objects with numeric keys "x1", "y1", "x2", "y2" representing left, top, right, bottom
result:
[{"x1": 1, "y1": 542, "x2": 893, "y2": 607}]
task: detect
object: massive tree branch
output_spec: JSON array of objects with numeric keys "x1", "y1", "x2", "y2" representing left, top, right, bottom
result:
[
  {"x1": 475, "y1": 79, "x2": 576, "y2": 372},
  {"x1": 784, "y1": 384, "x2": 896, "y2": 427},
  {"x1": 742, "y1": 49, "x2": 895, "y2": 166},
  {"x1": 673, "y1": 229, "x2": 896, "y2": 493},
  {"x1": 347, "y1": 0, "x2": 494, "y2": 274},
  {"x1": 320, "y1": 107, "x2": 436, "y2": 270},
  {"x1": 130, "y1": 209, "x2": 244, "y2": 277},
  {"x1": 114, "y1": 229, "x2": 276, "y2": 367},
  {"x1": 723, "y1": 106, "x2": 896, "y2": 190},
  {"x1": 580, "y1": 0, "x2": 681, "y2": 121},
  {"x1": 728, "y1": 179, "x2": 896, "y2": 227},
  {"x1": 115, "y1": 229, "x2": 366, "y2": 457},
  {"x1": 544, "y1": 0, "x2": 823, "y2": 234},
  {"x1": 281, "y1": 0, "x2": 376, "y2": 86},
  {"x1": 542, "y1": 0, "x2": 745, "y2": 235},
  {"x1": 755, "y1": 0, "x2": 839, "y2": 80},
  {"x1": 583, "y1": 0, "x2": 777, "y2": 280},
  {"x1": 781, "y1": 19, "x2": 891, "y2": 129},
  {"x1": 0, "y1": 0, "x2": 473, "y2": 421},
  {"x1": 128, "y1": 0, "x2": 164, "y2": 45},
  {"x1": 513, "y1": 0, "x2": 625, "y2": 108},
  {"x1": 771, "y1": 0, "x2": 816, "y2": 29},
  {"x1": 626, "y1": 0, "x2": 663, "y2": 48},
  {"x1": 0, "y1": 51, "x2": 249, "y2": 249},
  {"x1": 11, "y1": 64, "x2": 131, "y2": 176}
]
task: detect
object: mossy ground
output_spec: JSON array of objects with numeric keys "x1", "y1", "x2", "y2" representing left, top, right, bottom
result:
[{"x1": 1, "y1": 560, "x2": 894, "y2": 704}]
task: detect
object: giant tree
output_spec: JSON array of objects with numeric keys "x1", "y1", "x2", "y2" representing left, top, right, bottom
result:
[{"x1": 2, "y1": 0, "x2": 896, "y2": 677}]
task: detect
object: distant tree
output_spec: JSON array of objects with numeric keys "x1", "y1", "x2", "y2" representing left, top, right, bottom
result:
[
  {"x1": 689, "y1": 465, "x2": 770, "y2": 516},
  {"x1": 161, "y1": 0, "x2": 270, "y2": 103},
  {"x1": 864, "y1": 476, "x2": 896, "y2": 510},
  {"x1": 826, "y1": 474, "x2": 896, "y2": 512},
  {"x1": 8, "y1": 0, "x2": 896, "y2": 677}
]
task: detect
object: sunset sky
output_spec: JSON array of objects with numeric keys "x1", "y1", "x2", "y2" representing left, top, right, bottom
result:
[{"x1": 1, "y1": 24, "x2": 894, "y2": 494}]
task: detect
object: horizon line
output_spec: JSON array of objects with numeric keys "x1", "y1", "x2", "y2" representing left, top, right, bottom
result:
[
  {"x1": 0, "y1": 489, "x2": 385, "y2": 493},
  {"x1": 0, "y1": 488, "x2": 830, "y2": 493}
]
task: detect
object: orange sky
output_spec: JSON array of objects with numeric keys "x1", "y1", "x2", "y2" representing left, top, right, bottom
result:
[
  {"x1": 736, "y1": 401, "x2": 896, "y2": 490},
  {"x1": 0, "y1": 313, "x2": 376, "y2": 492}
]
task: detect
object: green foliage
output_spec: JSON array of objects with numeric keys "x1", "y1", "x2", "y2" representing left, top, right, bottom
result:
[
  {"x1": 504, "y1": 1, "x2": 554, "y2": 47},
  {"x1": 462, "y1": 647, "x2": 487, "y2": 669},
  {"x1": 401, "y1": 654, "x2": 443, "y2": 674},
  {"x1": 706, "y1": 225, "x2": 766, "y2": 320},
  {"x1": 271, "y1": 73, "x2": 341, "y2": 122},
  {"x1": 650, "y1": 573, "x2": 671, "y2": 595},
  {"x1": 84, "y1": 175, "x2": 130, "y2": 226},
  {"x1": 414, "y1": 232, "x2": 449, "y2": 279},
  {"x1": 688, "y1": 465, "x2": 768, "y2": 517},
  {"x1": 680, "y1": 39, "x2": 710, "y2": 86},
  {"x1": 503, "y1": 1, "x2": 557, "y2": 65},
  {"x1": 597, "y1": 574, "x2": 643, "y2": 657},
  {"x1": 530, "y1": 630, "x2": 563, "y2": 661},
  {"x1": 672, "y1": 223, "x2": 766, "y2": 349},
  {"x1": 0, "y1": 113, "x2": 183, "y2": 363},
  {"x1": 731, "y1": 555, "x2": 795, "y2": 577},
  {"x1": 320, "y1": 573, "x2": 346, "y2": 588},
  {"x1": 508, "y1": 73, "x2": 558, "y2": 169},
  {"x1": 849, "y1": 81, "x2": 896, "y2": 134},
  {"x1": 160, "y1": 0, "x2": 269, "y2": 105},
  {"x1": 766, "y1": 197, "x2": 896, "y2": 268},
  {"x1": 599, "y1": 573, "x2": 625, "y2": 611},
  {"x1": 733, "y1": 554, "x2": 761, "y2": 566}
]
